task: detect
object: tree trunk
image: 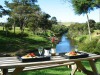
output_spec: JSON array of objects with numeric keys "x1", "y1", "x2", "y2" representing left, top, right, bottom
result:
[
  {"x1": 13, "y1": 20, "x2": 16, "y2": 34},
  {"x1": 19, "y1": 19, "x2": 24, "y2": 37},
  {"x1": 86, "y1": 13, "x2": 91, "y2": 41},
  {"x1": 3, "y1": 23, "x2": 5, "y2": 31},
  {"x1": 99, "y1": 8, "x2": 100, "y2": 22},
  {"x1": 5, "y1": 27, "x2": 8, "y2": 36}
]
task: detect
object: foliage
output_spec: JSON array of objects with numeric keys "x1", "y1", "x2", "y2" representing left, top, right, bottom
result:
[
  {"x1": 94, "y1": 41, "x2": 100, "y2": 54},
  {"x1": 89, "y1": 19, "x2": 96, "y2": 28},
  {"x1": 94, "y1": 0, "x2": 100, "y2": 8},
  {"x1": 4, "y1": 0, "x2": 40, "y2": 35},
  {"x1": 67, "y1": 23, "x2": 88, "y2": 39},
  {"x1": 70, "y1": 0, "x2": 99, "y2": 41},
  {"x1": 51, "y1": 25, "x2": 68, "y2": 36},
  {"x1": 78, "y1": 35, "x2": 87, "y2": 43},
  {"x1": 3, "y1": 0, "x2": 56, "y2": 36},
  {"x1": 27, "y1": 14, "x2": 39, "y2": 34},
  {"x1": 88, "y1": 19, "x2": 96, "y2": 32},
  {"x1": 38, "y1": 12, "x2": 52, "y2": 32},
  {"x1": 71, "y1": 0, "x2": 94, "y2": 15},
  {"x1": 0, "y1": 4, "x2": 10, "y2": 17},
  {"x1": 51, "y1": 17, "x2": 57, "y2": 24},
  {"x1": 95, "y1": 22, "x2": 100, "y2": 30},
  {"x1": 78, "y1": 38, "x2": 100, "y2": 54}
]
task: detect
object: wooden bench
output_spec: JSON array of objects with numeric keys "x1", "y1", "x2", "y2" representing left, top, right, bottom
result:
[{"x1": 0, "y1": 62, "x2": 75, "y2": 75}]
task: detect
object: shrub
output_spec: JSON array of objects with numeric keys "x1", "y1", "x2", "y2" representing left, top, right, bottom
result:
[
  {"x1": 79, "y1": 36, "x2": 86, "y2": 42},
  {"x1": 94, "y1": 41, "x2": 100, "y2": 54},
  {"x1": 78, "y1": 38, "x2": 99, "y2": 54}
]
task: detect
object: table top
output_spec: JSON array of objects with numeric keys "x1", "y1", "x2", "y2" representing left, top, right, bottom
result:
[{"x1": 0, "y1": 52, "x2": 100, "y2": 69}]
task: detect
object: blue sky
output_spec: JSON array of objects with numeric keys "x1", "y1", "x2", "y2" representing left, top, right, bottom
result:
[{"x1": 0, "y1": 0, "x2": 100, "y2": 23}]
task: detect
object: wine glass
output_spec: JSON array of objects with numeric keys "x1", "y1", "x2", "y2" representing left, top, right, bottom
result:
[
  {"x1": 38, "y1": 47, "x2": 43, "y2": 56},
  {"x1": 75, "y1": 45, "x2": 78, "y2": 52}
]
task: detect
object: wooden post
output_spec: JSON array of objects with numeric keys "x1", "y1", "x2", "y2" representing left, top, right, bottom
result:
[
  {"x1": 75, "y1": 61, "x2": 94, "y2": 75},
  {"x1": 89, "y1": 60, "x2": 99, "y2": 75},
  {"x1": 70, "y1": 64, "x2": 78, "y2": 75},
  {"x1": 11, "y1": 67, "x2": 24, "y2": 75},
  {"x1": 1, "y1": 69, "x2": 8, "y2": 75}
]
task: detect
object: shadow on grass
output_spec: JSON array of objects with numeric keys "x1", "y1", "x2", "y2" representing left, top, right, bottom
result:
[
  {"x1": 0, "y1": 31, "x2": 28, "y2": 38},
  {"x1": 0, "y1": 30, "x2": 51, "y2": 54}
]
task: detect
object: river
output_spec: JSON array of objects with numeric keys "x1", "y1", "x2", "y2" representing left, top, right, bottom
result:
[{"x1": 56, "y1": 34, "x2": 74, "y2": 53}]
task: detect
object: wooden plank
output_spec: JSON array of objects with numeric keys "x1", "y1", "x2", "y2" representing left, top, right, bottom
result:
[
  {"x1": 0, "y1": 55, "x2": 100, "y2": 69},
  {"x1": 7, "y1": 62, "x2": 75, "y2": 73}
]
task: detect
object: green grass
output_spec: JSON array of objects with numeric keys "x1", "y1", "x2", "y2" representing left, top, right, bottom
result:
[
  {"x1": 19, "y1": 60, "x2": 100, "y2": 75},
  {"x1": 0, "y1": 26, "x2": 51, "y2": 55},
  {"x1": 74, "y1": 30, "x2": 100, "y2": 43},
  {"x1": 0, "y1": 26, "x2": 3, "y2": 30}
]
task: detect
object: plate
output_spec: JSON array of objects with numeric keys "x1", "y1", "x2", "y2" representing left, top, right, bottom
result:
[
  {"x1": 17, "y1": 56, "x2": 51, "y2": 62},
  {"x1": 63, "y1": 52, "x2": 89, "y2": 59}
]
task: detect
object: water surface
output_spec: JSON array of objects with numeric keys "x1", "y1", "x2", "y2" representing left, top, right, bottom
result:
[{"x1": 56, "y1": 35, "x2": 73, "y2": 53}]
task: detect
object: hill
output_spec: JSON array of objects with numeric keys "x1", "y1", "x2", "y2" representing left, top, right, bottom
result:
[{"x1": 58, "y1": 22, "x2": 76, "y2": 26}]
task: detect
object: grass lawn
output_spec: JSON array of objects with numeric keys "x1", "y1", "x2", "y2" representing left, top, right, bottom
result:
[
  {"x1": 0, "y1": 26, "x2": 51, "y2": 55},
  {"x1": 19, "y1": 60, "x2": 100, "y2": 75}
]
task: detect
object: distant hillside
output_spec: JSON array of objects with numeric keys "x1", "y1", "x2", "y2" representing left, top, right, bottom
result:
[{"x1": 58, "y1": 22, "x2": 76, "y2": 26}]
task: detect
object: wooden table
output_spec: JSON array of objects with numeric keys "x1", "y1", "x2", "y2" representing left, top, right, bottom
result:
[{"x1": 0, "y1": 52, "x2": 100, "y2": 75}]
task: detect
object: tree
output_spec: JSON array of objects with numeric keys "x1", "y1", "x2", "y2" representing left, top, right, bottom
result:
[
  {"x1": 95, "y1": 22, "x2": 100, "y2": 30},
  {"x1": 0, "y1": 5, "x2": 3, "y2": 17},
  {"x1": 95, "y1": 0, "x2": 100, "y2": 8},
  {"x1": 0, "y1": 4, "x2": 10, "y2": 36},
  {"x1": 63, "y1": 0, "x2": 100, "y2": 40},
  {"x1": 51, "y1": 17, "x2": 57, "y2": 24},
  {"x1": 39, "y1": 12, "x2": 52, "y2": 33},
  {"x1": 27, "y1": 14, "x2": 39, "y2": 34},
  {"x1": 88, "y1": 19, "x2": 96, "y2": 32},
  {"x1": 5, "y1": 0, "x2": 40, "y2": 36},
  {"x1": 70, "y1": 0, "x2": 96, "y2": 41}
]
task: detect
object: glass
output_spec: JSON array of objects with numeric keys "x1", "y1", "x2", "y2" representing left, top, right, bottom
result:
[
  {"x1": 75, "y1": 45, "x2": 78, "y2": 52},
  {"x1": 38, "y1": 47, "x2": 43, "y2": 56}
]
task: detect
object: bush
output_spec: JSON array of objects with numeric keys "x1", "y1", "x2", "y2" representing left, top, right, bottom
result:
[
  {"x1": 79, "y1": 36, "x2": 86, "y2": 42},
  {"x1": 78, "y1": 38, "x2": 100, "y2": 54},
  {"x1": 51, "y1": 25, "x2": 68, "y2": 36},
  {"x1": 94, "y1": 42, "x2": 100, "y2": 54}
]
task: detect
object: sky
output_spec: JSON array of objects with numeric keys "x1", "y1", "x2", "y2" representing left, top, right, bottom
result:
[{"x1": 0, "y1": 0, "x2": 100, "y2": 23}]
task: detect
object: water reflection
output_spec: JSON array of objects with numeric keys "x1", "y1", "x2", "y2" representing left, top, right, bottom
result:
[{"x1": 56, "y1": 34, "x2": 72, "y2": 53}]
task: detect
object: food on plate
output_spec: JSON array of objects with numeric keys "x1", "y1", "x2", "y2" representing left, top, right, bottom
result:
[
  {"x1": 21, "y1": 53, "x2": 36, "y2": 58},
  {"x1": 65, "y1": 51, "x2": 78, "y2": 56}
]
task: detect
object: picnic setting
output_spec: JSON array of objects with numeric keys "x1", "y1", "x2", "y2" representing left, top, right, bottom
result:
[{"x1": 0, "y1": 0, "x2": 100, "y2": 75}]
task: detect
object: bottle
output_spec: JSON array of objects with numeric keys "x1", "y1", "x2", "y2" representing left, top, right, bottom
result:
[{"x1": 51, "y1": 48, "x2": 56, "y2": 56}]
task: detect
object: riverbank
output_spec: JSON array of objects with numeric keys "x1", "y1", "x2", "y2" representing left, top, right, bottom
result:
[{"x1": 68, "y1": 30, "x2": 100, "y2": 54}]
